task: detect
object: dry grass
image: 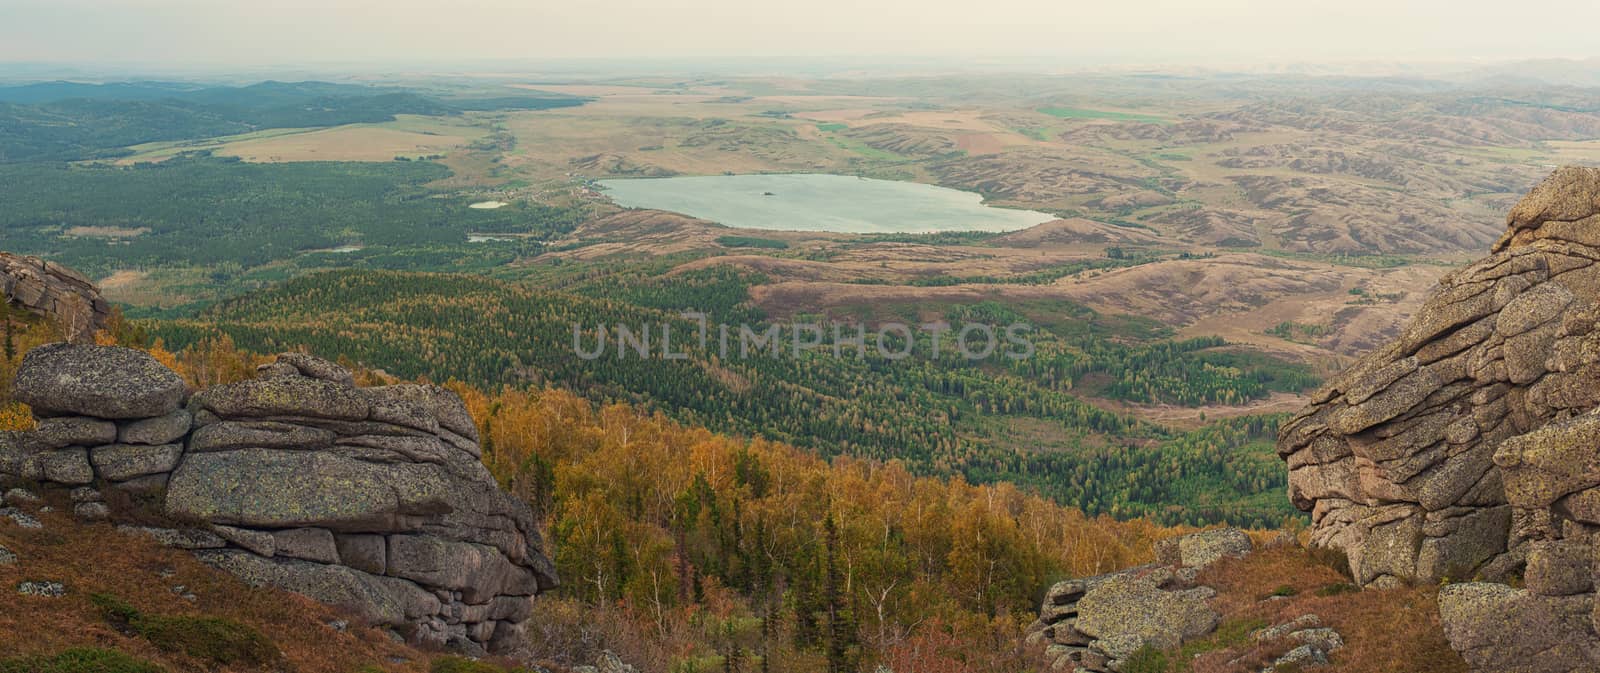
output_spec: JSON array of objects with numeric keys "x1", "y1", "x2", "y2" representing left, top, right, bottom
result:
[
  {"x1": 94, "y1": 268, "x2": 201, "y2": 310},
  {"x1": 0, "y1": 502, "x2": 432, "y2": 672},
  {"x1": 1184, "y1": 547, "x2": 1469, "y2": 673}
]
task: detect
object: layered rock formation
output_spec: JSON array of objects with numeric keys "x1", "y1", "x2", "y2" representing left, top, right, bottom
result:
[
  {"x1": 1277, "y1": 166, "x2": 1600, "y2": 671},
  {"x1": 0, "y1": 253, "x2": 111, "y2": 343},
  {"x1": 1277, "y1": 166, "x2": 1600, "y2": 586},
  {"x1": 0, "y1": 344, "x2": 556, "y2": 655}
]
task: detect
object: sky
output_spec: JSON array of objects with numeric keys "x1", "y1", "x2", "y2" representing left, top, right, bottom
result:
[{"x1": 2, "y1": 0, "x2": 1599, "y2": 69}]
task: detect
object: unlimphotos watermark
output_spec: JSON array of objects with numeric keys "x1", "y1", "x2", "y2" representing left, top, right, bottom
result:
[{"x1": 573, "y1": 312, "x2": 1035, "y2": 361}]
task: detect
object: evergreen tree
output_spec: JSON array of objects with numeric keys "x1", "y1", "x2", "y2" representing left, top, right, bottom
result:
[
  {"x1": 722, "y1": 619, "x2": 745, "y2": 673},
  {"x1": 791, "y1": 542, "x2": 821, "y2": 650},
  {"x1": 2, "y1": 304, "x2": 14, "y2": 362},
  {"x1": 759, "y1": 610, "x2": 772, "y2": 673}
]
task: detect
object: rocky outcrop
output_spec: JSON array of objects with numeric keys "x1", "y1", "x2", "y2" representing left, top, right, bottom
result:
[
  {"x1": 0, "y1": 253, "x2": 111, "y2": 343},
  {"x1": 0, "y1": 344, "x2": 556, "y2": 655},
  {"x1": 1277, "y1": 166, "x2": 1600, "y2": 586},
  {"x1": 1276, "y1": 166, "x2": 1600, "y2": 671},
  {"x1": 1026, "y1": 529, "x2": 1251, "y2": 672}
]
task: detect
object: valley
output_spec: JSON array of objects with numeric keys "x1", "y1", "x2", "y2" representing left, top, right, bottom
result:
[{"x1": 3, "y1": 72, "x2": 1599, "y2": 532}]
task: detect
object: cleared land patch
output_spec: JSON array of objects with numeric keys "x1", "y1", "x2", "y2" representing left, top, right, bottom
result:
[{"x1": 63, "y1": 226, "x2": 149, "y2": 239}]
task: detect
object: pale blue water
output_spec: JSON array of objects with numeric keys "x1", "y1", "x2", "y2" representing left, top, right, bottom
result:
[{"x1": 598, "y1": 174, "x2": 1054, "y2": 233}]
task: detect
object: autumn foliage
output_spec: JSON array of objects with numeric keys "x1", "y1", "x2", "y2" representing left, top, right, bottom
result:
[
  {"x1": 0, "y1": 304, "x2": 57, "y2": 430},
  {"x1": 452, "y1": 384, "x2": 1179, "y2": 671}
]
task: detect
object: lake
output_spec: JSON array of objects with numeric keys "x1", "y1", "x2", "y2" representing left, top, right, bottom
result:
[{"x1": 598, "y1": 174, "x2": 1054, "y2": 233}]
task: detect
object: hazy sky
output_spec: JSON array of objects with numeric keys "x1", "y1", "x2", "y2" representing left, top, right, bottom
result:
[{"x1": 3, "y1": 0, "x2": 1599, "y2": 68}]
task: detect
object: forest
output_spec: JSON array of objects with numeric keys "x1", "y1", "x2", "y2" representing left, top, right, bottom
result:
[
  {"x1": 458, "y1": 385, "x2": 1182, "y2": 672},
  {"x1": 145, "y1": 268, "x2": 1305, "y2": 527},
  {"x1": 0, "y1": 156, "x2": 588, "y2": 278}
]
